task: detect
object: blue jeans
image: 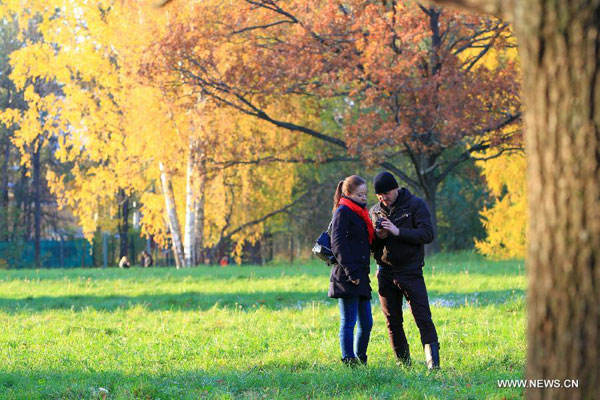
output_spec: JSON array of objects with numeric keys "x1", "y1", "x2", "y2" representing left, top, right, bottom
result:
[{"x1": 338, "y1": 297, "x2": 373, "y2": 359}]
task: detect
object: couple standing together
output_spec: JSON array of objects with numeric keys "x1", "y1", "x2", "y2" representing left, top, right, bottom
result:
[{"x1": 328, "y1": 171, "x2": 440, "y2": 369}]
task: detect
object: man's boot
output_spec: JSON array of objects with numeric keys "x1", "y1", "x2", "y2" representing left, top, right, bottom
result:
[
  {"x1": 395, "y1": 347, "x2": 411, "y2": 366},
  {"x1": 358, "y1": 355, "x2": 368, "y2": 366},
  {"x1": 424, "y1": 342, "x2": 440, "y2": 370}
]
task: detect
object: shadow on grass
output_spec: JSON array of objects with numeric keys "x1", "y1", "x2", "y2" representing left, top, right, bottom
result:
[
  {"x1": 0, "y1": 291, "x2": 331, "y2": 313},
  {"x1": 0, "y1": 265, "x2": 330, "y2": 282},
  {"x1": 0, "y1": 288, "x2": 525, "y2": 314},
  {"x1": 0, "y1": 363, "x2": 523, "y2": 400},
  {"x1": 0, "y1": 255, "x2": 526, "y2": 282}
]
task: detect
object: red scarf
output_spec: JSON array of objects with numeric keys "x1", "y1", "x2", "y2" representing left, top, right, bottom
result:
[{"x1": 339, "y1": 197, "x2": 375, "y2": 244}]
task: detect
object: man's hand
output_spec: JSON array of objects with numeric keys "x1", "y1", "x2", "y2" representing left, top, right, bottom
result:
[
  {"x1": 380, "y1": 218, "x2": 399, "y2": 236},
  {"x1": 376, "y1": 228, "x2": 389, "y2": 239},
  {"x1": 351, "y1": 278, "x2": 361, "y2": 285}
]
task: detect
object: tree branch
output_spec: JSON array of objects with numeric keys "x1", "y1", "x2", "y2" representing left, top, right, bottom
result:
[
  {"x1": 231, "y1": 20, "x2": 297, "y2": 35},
  {"x1": 423, "y1": 112, "x2": 522, "y2": 180},
  {"x1": 206, "y1": 155, "x2": 359, "y2": 169},
  {"x1": 426, "y1": 0, "x2": 514, "y2": 22},
  {"x1": 243, "y1": 0, "x2": 299, "y2": 23},
  {"x1": 178, "y1": 64, "x2": 349, "y2": 149},
  {"x1": 378, "y1": 160, "x2": 420, "y2": 191},
  {"x1": 223, "y1": 191, "x2": 309, "y2": 240},
  {"x1": 435, "y1": 141, "x2": 522, "y2": 184}
]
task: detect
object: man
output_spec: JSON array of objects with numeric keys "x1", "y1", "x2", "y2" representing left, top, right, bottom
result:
[{"x1": 369, "y1": 171, "x2": 440, "y2": 369}]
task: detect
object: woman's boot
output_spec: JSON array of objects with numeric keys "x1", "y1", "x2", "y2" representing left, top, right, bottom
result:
[{"x1": 341, "y1": 357, "x2": 359, "y2": 367}]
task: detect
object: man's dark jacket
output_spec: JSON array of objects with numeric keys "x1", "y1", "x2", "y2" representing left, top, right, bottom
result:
[
  {"x1": 328, "y1": 201, "x2": 372, "y2": 299},
  {"x1": 369, "y1": 188, "x2": 434, "y2": 271}
]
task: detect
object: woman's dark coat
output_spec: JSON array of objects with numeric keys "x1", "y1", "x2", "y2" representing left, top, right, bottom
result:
[{"x1": 328, "y1": 201, "x2": 372, "y2": 299}]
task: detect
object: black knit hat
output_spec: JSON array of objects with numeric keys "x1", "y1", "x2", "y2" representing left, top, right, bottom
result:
[{"x1": 373, "y1": 171, "x2": 399, "y2": 194}]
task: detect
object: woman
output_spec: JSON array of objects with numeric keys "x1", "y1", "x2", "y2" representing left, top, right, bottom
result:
[{"x1": 329, "y1": 175, "x2": 374, "y2": 366}]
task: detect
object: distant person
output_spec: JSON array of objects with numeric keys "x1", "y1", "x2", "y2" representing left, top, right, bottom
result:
[
  {"x1": 118, "y1": 256, "x2": 130, "y2": 269},
  {"x1": 329, "y1": 175, "x2": 374, "y2": 366},
  {"x1": 369, "y1": 171, "x2": 439, "y2": 369},
  {"x1": 219, "y1": 256, "x2": 228, "y2": 266},
  {"x1": 140, "y1": 250, "x2": 153, "y2": 267}
]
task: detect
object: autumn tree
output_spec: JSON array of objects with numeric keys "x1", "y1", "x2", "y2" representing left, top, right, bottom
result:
[
  {"x1": 0, "y1": 17, "x2": 26, "y2": 242},
  {"x1": 1, "y1": 0, "x2": 313, "y2": 266},
  {"x1": 429, "y1": 0, "x2": 599, "y2": 398},
  {"x1": 476, "y1": 150, "x2": 526, "y2": 259},
  {"x1": 0, "y1": 6, "x2": 67, "y2": 267},
  {"x1": 149, "y1": 0, "x2": 522, "y2": 252}
]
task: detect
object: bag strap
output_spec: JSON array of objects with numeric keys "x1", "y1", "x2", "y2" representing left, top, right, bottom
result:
[{"x1": 327, "y1": 207, "x2": 341, "y2": 236}]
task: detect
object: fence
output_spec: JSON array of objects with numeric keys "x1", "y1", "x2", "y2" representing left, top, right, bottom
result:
[
  {"x1": 0, "y1": 233, "x2": 178, "y2": 269},
  {"x1": 0, "y1": 233, "x2": 285, "y2": 269},
  {"x1": 0, "y1": 239, "x2": 93, "y2": 268}
]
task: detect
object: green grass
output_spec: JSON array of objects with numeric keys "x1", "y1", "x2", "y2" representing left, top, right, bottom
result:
[{"x1": 0, "y1": 253, "x2": 526, "y2": 399}]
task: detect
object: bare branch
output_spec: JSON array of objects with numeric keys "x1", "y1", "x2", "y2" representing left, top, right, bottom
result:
[
  {"x1": 231, "y1": 20, "x2": 297, "y2": 35},
  {"x1": 223, "y1": 191, "x2": 309, "y2": 240},
  {"x1": 378, "y1": 160, "x2": 420, "y2": 191},
  {"x1": 206, "y1": 155, "x2": 359, "y2": 169},
  {"x1": 425, "y1": 0, "x2": 514, "y2": 21},
  {"x1": 243, "y1": 0, "x2": 299, "y2": 23},
  {"x1": 470, "y1": 146, "x2": 523, "y2": 161},
  {"x1": 177, "y1": 64, "x2": 350, "y2": 149}
]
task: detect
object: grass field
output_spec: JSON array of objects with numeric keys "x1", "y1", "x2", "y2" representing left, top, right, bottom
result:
[{"x1": 0, "y1": 253, "x2": 526, "y2": 399}]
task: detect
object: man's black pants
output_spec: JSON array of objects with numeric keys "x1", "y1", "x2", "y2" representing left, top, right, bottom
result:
[{"x1": 377, "y1": 268, "x2": 438, "y2": 360}]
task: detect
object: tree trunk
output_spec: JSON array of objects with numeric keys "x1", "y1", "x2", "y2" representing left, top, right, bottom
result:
[
  {"x1": 118, "y1": 189, "x2": 129, "y2": 260},
  {"x1": 183, "y1": 142, "x2": 196, "y2": 267},
  {"x1": 407, "y1": 152, "x2": 441, "y2": 255},
  {"x1": 1, "y1": 137, "x2": 10, "y2": 242},
  {"x1": 423, "y1": 189, "x2": 440, "y2": 256},
  {"x1": 15, "y1": 166, "x2": 28, "y2": 241},
  {"x1": 32, "y1": 141, "x2": 41, "y2": 268},
  {"x1": 514, "y1": 2, "x2": 600, "y2": 398},
  {"x1": 428, "y1": 2, "x2": 599, "y2": 395},
  {"x1": 193, "y1": 169, "x2": 205, "y2": 265},
  {"x1": 289, "y1": 232, "x2": 294, "y2": 264},
  {"x1": 159, "y1": 161, "x2": 185, "y2": 268}
]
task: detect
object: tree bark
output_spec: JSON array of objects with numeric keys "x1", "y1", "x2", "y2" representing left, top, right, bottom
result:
[
  {"x1": 159, "y1": 161, "x2": 185, "y2": 268},
  {"x1": 430, "y1": 0, "x2": 600, "y2": 398},
  {"x1": 516, "y1": 2, "x2": 600, "y2": 398}
]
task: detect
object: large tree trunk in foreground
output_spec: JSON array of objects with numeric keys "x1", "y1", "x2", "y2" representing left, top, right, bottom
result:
[
  {"x1": 159, "y1": 161, "x2": 185, "y2": 268},
  {"x1": 432, "y1": 0, "x2": 600, "y2": 398},
  {"x1": 517, "y1": 2, "x2": 599, "y2": 398}
]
